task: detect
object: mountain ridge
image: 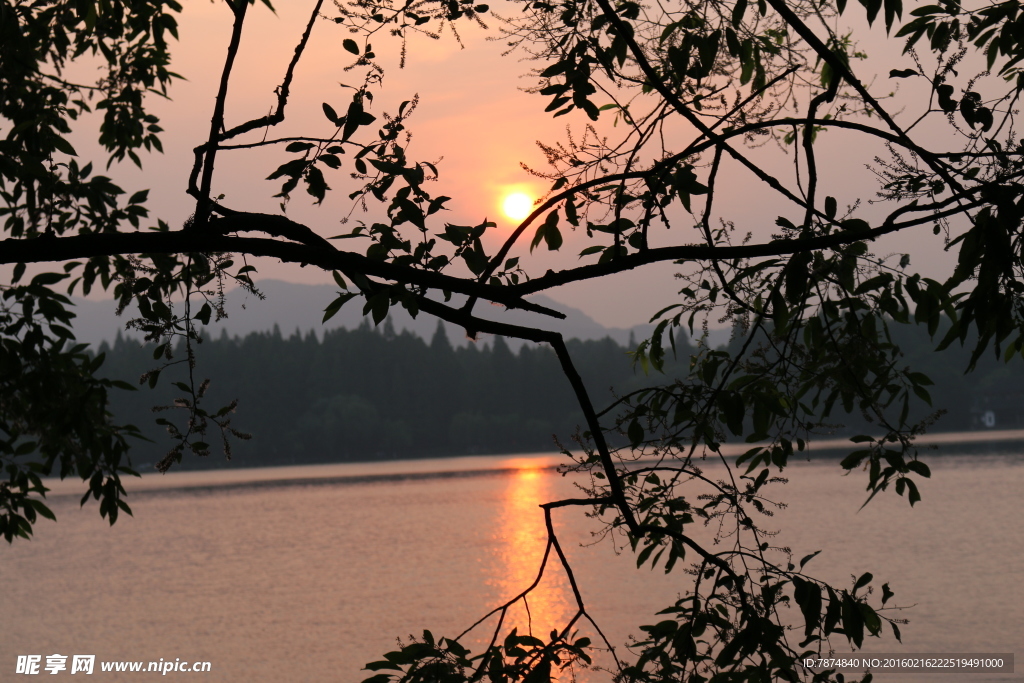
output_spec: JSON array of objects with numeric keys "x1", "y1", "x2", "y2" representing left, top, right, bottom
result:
[{"x1": 70, "y1": 279, "x2": 668, "y2": 348}]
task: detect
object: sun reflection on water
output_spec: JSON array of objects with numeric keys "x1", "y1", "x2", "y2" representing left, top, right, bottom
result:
[{"x1": 487, "y1": 466, "x2": 576, "y2": 643}]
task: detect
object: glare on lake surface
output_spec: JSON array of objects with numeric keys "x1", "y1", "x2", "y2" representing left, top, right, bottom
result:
[{"x1": 3, "y1": 452, "x2": 1022, "y2": 682}]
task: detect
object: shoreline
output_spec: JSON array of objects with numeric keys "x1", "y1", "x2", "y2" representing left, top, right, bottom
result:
[{"x1": 38, "y1": 429, "x2": 1024, "y2": 498}]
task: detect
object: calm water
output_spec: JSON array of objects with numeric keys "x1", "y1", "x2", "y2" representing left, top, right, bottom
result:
[{"x1": 2, "y1": 452, "x2": 1021, "y2": 682}]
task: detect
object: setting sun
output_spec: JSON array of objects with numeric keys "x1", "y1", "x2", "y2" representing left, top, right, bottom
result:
[{"x1": 502, "y1": 192, "x2": 533, "y2": 222}]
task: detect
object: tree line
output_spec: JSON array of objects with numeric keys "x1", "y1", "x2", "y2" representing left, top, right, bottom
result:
[
  {"x1": 95, "y1": 318, "x2": 1024, "y2": 471},
  {"x1": 97, "y1": 321, "x2": 669, "y2": 469}
]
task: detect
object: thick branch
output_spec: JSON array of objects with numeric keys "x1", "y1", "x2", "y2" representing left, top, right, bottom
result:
[
  {"x1": 0, "y1": 223, "x2": 566, "y2": 318},
  {"x1": 540, "y1": 497, "x2": 615, "y2": 509},
  {"x1": 803, "y1": 77, "x2": 840, "y2": 228},
  {"x1": 408, "y1": 296, "x2": 638, "y2": 531},
  {"x1": 505, "y1": 197, "x2": 984, "y2": 297},
  {"x1": 1, "y1": 191, "x2": 981, "y2": 313},
  {"x1": 217, "y1": 0, "x2": 326, "y2": 141},
  {"x1": 194, "y1": 0, "x2": 250, "y2": 214}
]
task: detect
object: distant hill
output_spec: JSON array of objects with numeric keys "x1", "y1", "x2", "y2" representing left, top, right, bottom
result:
[{"x1": 69, "y1": 279, "x2": 677, "y2": 348}]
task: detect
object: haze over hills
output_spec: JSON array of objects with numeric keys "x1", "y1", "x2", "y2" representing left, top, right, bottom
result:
[{"x1": 69, "y1": 279, "x2": 708, "y2": 348}]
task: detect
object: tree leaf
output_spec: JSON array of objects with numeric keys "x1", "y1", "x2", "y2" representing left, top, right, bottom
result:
[{"x1": 323, "y1": 292, "x2": 357, "y2": 322}]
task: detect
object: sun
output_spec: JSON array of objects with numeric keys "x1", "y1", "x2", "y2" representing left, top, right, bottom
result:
[{"x1": 502, "y1": 193, "x2": 533, "y2": 222}]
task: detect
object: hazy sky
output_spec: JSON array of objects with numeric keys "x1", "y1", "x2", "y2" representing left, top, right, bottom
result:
[{"x1": 66, "y1": 0, "x2": 963, "y2": 329}]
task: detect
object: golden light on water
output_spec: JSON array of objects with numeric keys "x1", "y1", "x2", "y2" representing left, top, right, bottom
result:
[
  {"x1": 488, "y1": 467, "x2": 574, "y2": 642},
  {"x1": 502, "y1": 193, "x2": 534, "y2": 222}
]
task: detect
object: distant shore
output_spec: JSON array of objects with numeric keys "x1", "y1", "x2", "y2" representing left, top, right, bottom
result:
[
  {"x1": 769, "y1": 428, "x2": 1024, "y2": 458},
  {"x1": 38, "y1": 429, "x2": 1024, "y2": 498}
]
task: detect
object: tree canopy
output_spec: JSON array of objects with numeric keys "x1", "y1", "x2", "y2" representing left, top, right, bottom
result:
[
  {"x1": 97, "y1": 325, "x2": 672, "y2": 465},
  {"x1": 3, "y1": 0, "x2": 1024, "y2": 680}
]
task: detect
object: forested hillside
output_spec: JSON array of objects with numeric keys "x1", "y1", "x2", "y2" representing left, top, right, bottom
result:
[
  {"x1": 97, "y1": 321, "x2": 676, "y2": 470},
  {"x1": 96, "y1": 320, "x2": 1024, "y2": 471}
]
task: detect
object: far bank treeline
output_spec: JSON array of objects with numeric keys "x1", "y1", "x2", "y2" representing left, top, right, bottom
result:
[
  {"x1": 98, "y1": 321, "x2": 658, "y2": 470},
  {"x1": 95, "y1": 319, "x2": 1024, "y2": 470}
]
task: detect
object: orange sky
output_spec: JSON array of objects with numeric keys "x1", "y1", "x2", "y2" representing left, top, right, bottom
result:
[
  {"x1": 66, "y1": 0, "x2": 963, "y2": 329},
  {"x1": 95, "y1": 0, "x2": 684, "y2": 328}
]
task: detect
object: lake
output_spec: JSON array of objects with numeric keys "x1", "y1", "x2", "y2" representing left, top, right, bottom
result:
[{"x1": 2, "y1": 451, "x2": 1021, "y2": 682}]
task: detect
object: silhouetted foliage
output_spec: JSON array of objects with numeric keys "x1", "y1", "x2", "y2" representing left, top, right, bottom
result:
[{"x1": 6, "y1": 0, "x2": 1024, "y2": 680}]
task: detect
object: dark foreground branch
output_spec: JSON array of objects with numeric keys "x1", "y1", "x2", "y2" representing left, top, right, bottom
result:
[
  {"x1": 0, "y1": 223, "x2": 564, "y2": 319},
  {"x1": 3, "y1": 193, "x2": 978, "y2": 318}
]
